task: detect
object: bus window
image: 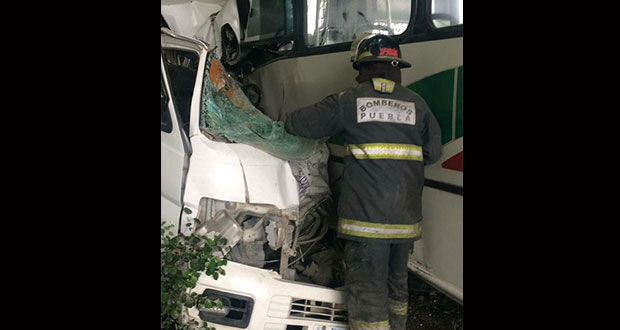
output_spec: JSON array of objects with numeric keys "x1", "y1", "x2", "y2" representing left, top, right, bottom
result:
[
  {"x1": 305, "y1": 0, "x2": 412, "y2": 48},
  {"x1": 431, "y1": 0, "x2": 463, "y2": 28},
  {"x1": 244, "y1": 0, "x2": 294, "y2": 42}
]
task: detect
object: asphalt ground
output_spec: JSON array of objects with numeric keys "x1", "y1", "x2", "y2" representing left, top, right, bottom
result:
[{"x1": 406, "y1": 273, "x2": 463, "y2": 330}]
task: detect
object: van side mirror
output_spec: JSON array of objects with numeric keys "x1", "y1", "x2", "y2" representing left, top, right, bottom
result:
[{"x1": 277, "y1": 40, "x2": 294, "y2": 52}]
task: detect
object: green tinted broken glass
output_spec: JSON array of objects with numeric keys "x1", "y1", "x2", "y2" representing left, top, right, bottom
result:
[{"x1": 200, "y1": 52, "x2": 323, "y2": 161}]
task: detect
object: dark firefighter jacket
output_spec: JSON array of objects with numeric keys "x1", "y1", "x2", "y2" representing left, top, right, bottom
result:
[{"x1": 285, "y1": 78, "x2": 442, "y2": 243}]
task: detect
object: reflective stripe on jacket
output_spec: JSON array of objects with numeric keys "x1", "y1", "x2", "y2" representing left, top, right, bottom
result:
[
  {"x1": 348, "y1": 143, "x2": 423, "y2": 161},
  {"x1": 286, "y1": 78, "x2": 442, "y2": 243},
  {"x1": 339, "y1": 218, "x2": 421, "y2": 239}
]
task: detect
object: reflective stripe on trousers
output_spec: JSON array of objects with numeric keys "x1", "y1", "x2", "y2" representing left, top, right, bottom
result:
[
  {"x1": 347, "y1": 143, "x2": 423, "y2": 161},
  {"x1": 349, "y1": 320, "x2": 390, "y2": 330},
  {"x1": 388, "y1": 298, "x2": 408, "y2": 316},
  {"x1": 339, "y1": 218, "x2": 421, "y2": 240}
]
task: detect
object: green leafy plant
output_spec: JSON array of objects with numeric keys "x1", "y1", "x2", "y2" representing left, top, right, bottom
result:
[{"x1": 161, "y1": 208, "x2": 229, "y2": 330}]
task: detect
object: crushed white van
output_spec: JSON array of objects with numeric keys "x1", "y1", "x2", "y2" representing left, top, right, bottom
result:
[{"x1": 161, "y1": 28, "x2": 349, "y2": 329}]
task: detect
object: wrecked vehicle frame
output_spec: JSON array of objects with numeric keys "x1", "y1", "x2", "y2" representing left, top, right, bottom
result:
[{"x1": 161, "y1": 28, "x2": 349, "y2": 329}]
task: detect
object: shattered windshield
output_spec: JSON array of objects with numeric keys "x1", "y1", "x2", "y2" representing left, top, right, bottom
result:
[{"x1": 199, "y1": 52, "x2": 324, "y2": 161}]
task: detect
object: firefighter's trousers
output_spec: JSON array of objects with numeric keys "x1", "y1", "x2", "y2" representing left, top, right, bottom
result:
[{"x1": 344, "y1": 240, "x2": 412, "y2": 330}]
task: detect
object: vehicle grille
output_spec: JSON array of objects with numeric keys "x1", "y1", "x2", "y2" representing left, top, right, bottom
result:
[{"x1": 289, "y1": 298, "x2": 347, "y2": 322}]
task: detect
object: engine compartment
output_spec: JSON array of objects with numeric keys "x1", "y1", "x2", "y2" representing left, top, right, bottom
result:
[{"x1": 193, "y1": 195, "x2": 345, "y2": 287}]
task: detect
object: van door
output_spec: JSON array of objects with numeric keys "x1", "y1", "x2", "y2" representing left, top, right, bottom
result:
[{"x1": 161, "y1": 57, "x2": 188, "y2": 234}]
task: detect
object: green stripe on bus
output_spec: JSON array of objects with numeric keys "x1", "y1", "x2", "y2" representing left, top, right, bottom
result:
[
  {"x1": 456, "y1": 66, "x2": 463, "y2": 139},
  {"x1": 407, "y1": 68, "x2": 460, "y2": 144}
]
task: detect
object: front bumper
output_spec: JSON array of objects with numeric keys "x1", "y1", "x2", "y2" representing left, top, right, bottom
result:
[{"x1": 189, "y1": 261, "x2": 348, "y2": 330}]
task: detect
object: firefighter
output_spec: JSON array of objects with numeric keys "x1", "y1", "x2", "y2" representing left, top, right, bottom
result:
[{"x1": 284, "y1": 33, "x2": 442, "y2": 330}]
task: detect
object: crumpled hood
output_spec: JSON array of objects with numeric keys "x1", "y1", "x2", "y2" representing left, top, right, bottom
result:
[{"x1": 183, "y1": 134, "x2": 330, "y2": 213}]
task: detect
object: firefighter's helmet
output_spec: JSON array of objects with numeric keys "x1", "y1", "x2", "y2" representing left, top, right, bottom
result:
[{"x1": 350, "y1": 33, "x2": 412, "y2": 70}]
